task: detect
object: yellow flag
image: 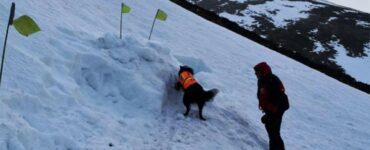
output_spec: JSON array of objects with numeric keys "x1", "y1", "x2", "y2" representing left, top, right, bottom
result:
[
  {"x1": 121, "y1": 3, "x2": 131, "y2": 13},
  {"x1": 12, "y1": 15, "x2": 40, "y2": 36},
  {"x1": 156, "y1": 9, "x2": 167, "y2": 21}
]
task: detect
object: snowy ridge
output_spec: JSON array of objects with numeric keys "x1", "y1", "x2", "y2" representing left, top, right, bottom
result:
[
  {"x1": 0, "y1": 0, "x2": 369, "y2": 149},
  {"x1": 313, "y1": 0, "x2": 341, "y2": 7},
  {"x1": 313, "y1": 0, "x2": 370, "y2": 13}
]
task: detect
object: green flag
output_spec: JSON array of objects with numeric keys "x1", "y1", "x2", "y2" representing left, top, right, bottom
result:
[
  {"x1": 121, "y1": 3, "x2": 131, "y2": 13},
  {"x1": 156, "y1": 9, "x2": 167, "y2": 21},
  {"x1": 12, "y1": 15, "x2": 40, "y2": 36}
]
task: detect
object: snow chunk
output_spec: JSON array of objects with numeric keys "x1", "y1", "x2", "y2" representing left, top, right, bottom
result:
[
  {"x1": 174, "y1": 55, "x2": 212, "y2": 74},
  {"x1": 313, "y1": 42, "x2": 327, "y2": 54},
  {"x1": 356, "y1": 20, "x2": 370, "y2": 27},
  {"x1": 328, "y1": 17, "x2": 337, "y2": 22}
]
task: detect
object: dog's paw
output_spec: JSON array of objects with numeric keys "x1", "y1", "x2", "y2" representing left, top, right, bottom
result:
[
  {"x1": 200, "y1": 117, "x2": 207, "y2": 121},
  {"x1": 183, "y1": 113, "x2": 189, "y2": 117}
]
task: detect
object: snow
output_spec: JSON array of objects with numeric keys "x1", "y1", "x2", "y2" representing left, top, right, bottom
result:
[
  {"x1": 366, "y1": 43, "x2": 370, "y2": 54},
  {"x1": 174, "y1": 55, "x2": 212, "y2": 74},
  {"x1": 313, "y1": 0, "x2": 341, "y2": 6},
  {"x1": 313, "y1": 42, "x2": 327, "y2": 54},
  {"x1": 0, "y1": 0, "x2": 369, "y2": 150},
  {"x1": 327, "y1": 17, "x2": 337, "y2": 22},
  {"x1": 220, "y1": 0, "x2": 324, "y2": 28},
  {"x1": 356, "y1": 20, "x2": 370, "y2": 27},
  {"x1": 218, "y1": 0, "x2": 369, "y2": 85},
  {"x1": 315, "y1": 0, "x2": 370, "y2": 13},
  {"x1": 229, "y1": 0, "x2": 248, "y2": 3},
  {"x1": 219, "y1": 12, "x2": 256, "y2": 29},
  {"x1": 309, "y1": 28, "x2": 319, "y2": 35},
  {"x1": 326, "y1": 0, "x2": 370, "y2": 13},
  {"x1": 330, "y1": 40, "x2": 370, "y2": 84}
]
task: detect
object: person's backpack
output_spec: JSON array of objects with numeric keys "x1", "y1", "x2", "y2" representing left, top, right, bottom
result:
[
  {"x1": 265, "y1": 74, "x2": 289, "y2": 112},
  {"x1": 279, "y1": 93, "x2": 289, "y2": 111}
]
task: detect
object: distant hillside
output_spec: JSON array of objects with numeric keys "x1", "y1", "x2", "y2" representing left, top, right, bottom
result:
[{"x1": 174, "y1": 0, "x2": 370, "y2": 93}]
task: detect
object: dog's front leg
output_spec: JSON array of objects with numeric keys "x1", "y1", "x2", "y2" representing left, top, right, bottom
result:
[
  {"x1": 198, "y1": 102, "x2": 206, "y2": 121},
  {"x1": 183, "y1": 103, "x2": 190, "y2": 117}
]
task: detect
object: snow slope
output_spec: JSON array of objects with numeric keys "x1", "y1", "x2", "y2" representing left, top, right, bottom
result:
[{"x1": 0, "y1": 0, "x2": 369, "y2": 149}]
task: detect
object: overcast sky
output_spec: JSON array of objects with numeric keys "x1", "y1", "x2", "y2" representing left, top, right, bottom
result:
[{"x1": 327, "y1": 0, "x2": 370, "y2": 13}]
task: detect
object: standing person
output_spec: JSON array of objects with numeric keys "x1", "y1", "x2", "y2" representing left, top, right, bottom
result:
[{"x1": 254, "y1": 62, "x2": 289, "y2": 150}]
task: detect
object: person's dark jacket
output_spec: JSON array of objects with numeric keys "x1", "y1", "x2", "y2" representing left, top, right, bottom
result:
[{"x1": 254, "y1": 62, "x2": 289, "y2": 114}]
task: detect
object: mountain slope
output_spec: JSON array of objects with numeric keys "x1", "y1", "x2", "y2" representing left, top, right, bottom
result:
[
  {"x1": 187, "y1": 0, "x2": 370, "y2": 85},
  {"x1": 0, "y1": 0, "x2": 369, "y2": 149}
]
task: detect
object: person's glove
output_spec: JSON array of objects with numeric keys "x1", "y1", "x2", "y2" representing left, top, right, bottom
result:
[{"x1": 261, "y1": 114, "x2": 268, "y2": 124}]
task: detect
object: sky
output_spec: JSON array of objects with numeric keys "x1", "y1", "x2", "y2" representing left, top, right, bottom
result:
[{"x1": 327, "y1": 0, "x2": 370, "y2": 13}]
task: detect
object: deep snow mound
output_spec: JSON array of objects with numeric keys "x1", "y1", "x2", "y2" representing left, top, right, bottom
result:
[
  {"x1": 0, "y1": 33, "x2": 182, "y2": 149},
  {"x1": 73, "y1": 34, "x2": 180, "y2": 114}
]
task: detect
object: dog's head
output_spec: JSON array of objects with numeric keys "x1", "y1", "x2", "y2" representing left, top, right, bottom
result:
[{"x1": 178, "y1": 65, "x2": 194, "y2": 76}]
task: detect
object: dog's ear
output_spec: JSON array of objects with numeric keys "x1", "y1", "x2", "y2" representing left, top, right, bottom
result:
[
  {"x1": 179, "y1": 65, "x2": 194, "y2": 75},
  {"x1": 188, "y1": 67, "x2": 194, "y2": 75},
  {"x1": 178, "y1": 66, "x2": 184, "y2": 76}
]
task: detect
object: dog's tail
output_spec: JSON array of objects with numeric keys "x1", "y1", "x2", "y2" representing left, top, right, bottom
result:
[{"x1": 204, "y1": 88, "x2": 219, "y2": 102}]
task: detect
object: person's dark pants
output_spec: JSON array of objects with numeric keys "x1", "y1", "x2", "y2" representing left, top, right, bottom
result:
[{"x1": 263, "y1": 112, "x2": 285, "y2": 150}]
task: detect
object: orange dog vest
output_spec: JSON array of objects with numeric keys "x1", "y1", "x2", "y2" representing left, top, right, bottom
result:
[{"x1": 178, "y1": 71, "x2": 197, "y2": 90}]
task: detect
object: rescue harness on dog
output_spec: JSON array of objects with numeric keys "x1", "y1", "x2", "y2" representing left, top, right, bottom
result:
[{"x1": 179, "y1": 71, "x2": 197, "y2": 90}]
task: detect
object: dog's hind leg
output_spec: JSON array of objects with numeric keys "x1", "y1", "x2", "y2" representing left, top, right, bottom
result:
[{"x1": 198, "y1": 102, "x2": 206, "y2": 121}]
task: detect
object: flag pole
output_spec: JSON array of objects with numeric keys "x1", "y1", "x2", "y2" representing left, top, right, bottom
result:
[
  {"x1": 120, "y1": 3, "x2": 123, "y2": 39},
  {"x1": 148, "y1": 9, "x2": 159, "y2": 40},
  {"x1": 0, "y1": 2, "x2": 15, "y2": 86}
]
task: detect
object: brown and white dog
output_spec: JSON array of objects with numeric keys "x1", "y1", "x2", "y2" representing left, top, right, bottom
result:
[{"x1": 175, "y1": 66, "x2": 218, "y2": 121}]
